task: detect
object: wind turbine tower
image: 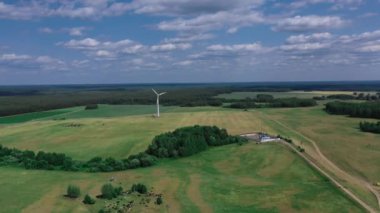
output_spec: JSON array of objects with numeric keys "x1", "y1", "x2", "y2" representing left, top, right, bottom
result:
[{"x1": 152, "y1": 89, "x2": 166, "y2": 117}]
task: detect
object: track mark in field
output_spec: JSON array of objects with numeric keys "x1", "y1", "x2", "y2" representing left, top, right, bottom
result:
[
  {"x1": 22, "y1": 186, "x2": 61, "y2": 213},
  {"x1": 153, "y1": 175, "x2": 181, "y2": 213},
  {"x1": 258, "y1": 111, "x2": 380, "y2": 211},
  {"x1": 187, "y1": 175, "x2": 213, "y2": 213}
]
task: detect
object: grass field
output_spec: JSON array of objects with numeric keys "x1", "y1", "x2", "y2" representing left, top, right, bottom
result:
[
  {"x1": 255, "y1": 106, "x2": 380, "y2": 209},
  {"x1": 0, "y1": 143, "x2": 363, "y2": 213},
  {"x1": 215, "y1": 91, "x2": 356, "y2": 99},
  {"x1": 0, "y1": 104, "x2": 377, "y2": 212}
]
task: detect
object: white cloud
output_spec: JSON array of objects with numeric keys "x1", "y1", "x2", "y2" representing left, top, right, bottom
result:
[
  {"x1": 62, "y1": 38, "x2": 100, "y2": 49},
  {"x1": 207, "y1": 43, "x2": 265, "y2": 52},
  {"x1": 0, "y1": 53, "x2": 32, "y2": 61},
  {"x1": 273, "y1": 15, "x2": 347, "y2": 32},
  {"x1": 286, "y1": 32, "x2": 332, "y2": 43},
  {"x1": 128, "y1": 0, "x2": 264, "y2": 16},
  {"x1": 280, "y1": 42, "x2": 330, "y2": 51},
  {"x1": 358, "y1": 44, "x2": 380, "y2": 52},
  {"x1": 0, "y1": 53, "x2": 67, "y2": 71},
  {"x1": 151, "y1": 43, "x2": 192, "y2": 51},
  {"x1": 339, "y1": 30, "x2": 380, "y2": 43},
  {"x1": 39, "y1": 27, "x2": 54, "y2": 34},
  {"x1": 157, "y1": 10, "x2": 264, "y2": 33},
  {"x1": 67, "y1": 27, "x2": 89, "y2": 36},
  {"x1": 164, "y1": 33, "x2": 214, "y2": 43},
  {"x1": 286, "y1": 0, "x2": 363, "y2": 10}
]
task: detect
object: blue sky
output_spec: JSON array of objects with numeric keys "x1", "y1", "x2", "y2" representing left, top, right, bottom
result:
[{"x1": 0, "y1": 0, "x2": 380, "y2": 85}]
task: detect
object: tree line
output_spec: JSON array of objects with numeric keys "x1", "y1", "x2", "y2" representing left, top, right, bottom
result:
[
  {"x1": 229, "y1": 96, "x2": 317, "y2": 109},
  {"x1": 325, "y1": 101, "x2": 380, "y2": 119},
  {"x1": 0, "y1": 125, "x2": 246, "y2": 172}
]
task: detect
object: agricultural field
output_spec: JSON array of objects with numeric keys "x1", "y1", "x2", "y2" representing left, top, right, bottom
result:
[
  {"x1": 0, "y1": 104, "x2": 369, "y2": 212},
  {"x1": 215, "y1": 91, "x2": 357, "y2": 99}
]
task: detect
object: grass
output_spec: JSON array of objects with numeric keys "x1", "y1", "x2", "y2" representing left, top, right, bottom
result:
[
  {"x1": 255, "y1": 106, "x2": 380, "y2": 209},
  {"x1": 0, "y1": 109, "x2": 71, "y2": 124},
  {"x1": 0, "y1": 103, "x2": 376, "y2": 212},
  {"x1": 0, "y1": 143, "x2": 363, "y2": 213},
  {"x1": 0, "y1": 109, "x2": 270, "y2": 160},
  {"x1": 215, "y1": 91, "x2": 355, "y2": 99}
]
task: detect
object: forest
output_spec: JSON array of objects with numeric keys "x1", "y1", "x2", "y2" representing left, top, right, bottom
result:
[
  {"x1": 1, "y1": 81, "x2": 380, "y2": 117},
  {"x1": 325, "y1": 101, "x2": 380, "y2": 119}
]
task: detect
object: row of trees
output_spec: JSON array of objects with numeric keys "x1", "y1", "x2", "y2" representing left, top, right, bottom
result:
[
  {"x1": 325, "y1": 101, "x2": 380, "y2": 119},
  {"x1": 229, "y1": 97, "x2": 317, "y2": 109},
  {"x1": 359, "y1": 121, "x2": 380, "y2": 134},
  {"x1": 146, "y1": 125, "x2": 247, "y2": 158},
  {"x1": 313, "y1": 93, "x2": 380, "y2": 101},
  {"x1": 0, "y1": 144, "x2": 157, "y2": 172}
]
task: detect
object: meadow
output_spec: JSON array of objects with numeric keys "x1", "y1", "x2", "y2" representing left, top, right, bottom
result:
[
  {"x1": 0, "y1": 143, "x2": 362, "y2": 213},
  {"x1": 0, "y1": 103, "x2": 378, "y2": 212}
]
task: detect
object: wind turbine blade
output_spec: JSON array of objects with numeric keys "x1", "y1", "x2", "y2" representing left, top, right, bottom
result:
[
  {"x1": 159, "y1": 92, "x2": 166, "y2": 96},
  {"x1": 152, "y1": 88, "x2": 158, "y2": 95}
]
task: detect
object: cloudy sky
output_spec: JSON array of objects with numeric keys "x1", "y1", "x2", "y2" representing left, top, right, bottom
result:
[{"x1": 0, "y1": 0, "x2": 380, "y2": 85}]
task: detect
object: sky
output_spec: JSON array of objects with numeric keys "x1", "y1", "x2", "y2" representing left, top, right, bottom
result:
[{"x1": 0, "y1": 0, "x2": 380, "y2": 85}]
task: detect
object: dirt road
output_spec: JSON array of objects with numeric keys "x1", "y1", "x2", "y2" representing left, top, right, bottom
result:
[{"x1": 257, "y1": 111, "x2": 380, "y2": 213}]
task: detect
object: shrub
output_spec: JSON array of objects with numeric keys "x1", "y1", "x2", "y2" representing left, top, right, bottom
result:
[
  {"x1": 67, "y1": 184, "x2": 81, "y2": 198},
  {"x1": 359, "y1": 121, "x2": 380, "y2": 134},
  {"x1": 101, "y1": 183, "x2": 123, "y2": 199},
  {"x1": 101, "y1": 184, "x2": 115, "y2": 199},
  {"x1": 156, "y1": 196, "x2": 163, "y2": 205},
  {"x1": 83, "y1": 194, "x2": 96, "y2": 204},
  {"x1": 131, "y1": 183, "x2": 147, "y2": 194}
]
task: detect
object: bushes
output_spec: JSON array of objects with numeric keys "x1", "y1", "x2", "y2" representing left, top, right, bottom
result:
[
  {"x1": 156, "y1": 196, "x2": 163, "y2": 205},
  {"x1": 146, "y1": 125, "x2": 247, "y2": 158},
  {"x1": 359, "y1": 121, "x2": 380, "y2": 134},
  {"x1": 83, "y1": 194, "x2": 96, "y2": 204},
  {"x1": 277, "y1": 135, "x2": 292, "y2": 144},
  {"x1": 131, "y1": 183, "x2": 148, "y2": 194},
  {"x1": 67, "y1": 185, "x2": 81, "y2": 198},
  {"x1": 85, "y1": 104, "x2": 98, "y2": 110},
  {"x1": 101, "y1": 184, "x2": 124, "y2": 199},
  {"x1": 256, "y1": 94, "x2": 274, "y2": 102}
]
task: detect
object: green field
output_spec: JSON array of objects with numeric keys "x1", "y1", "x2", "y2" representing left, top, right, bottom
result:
[
  {"x1": 215, "y1": 91, "x2": 355, "y2": 99},
  {"x1": 0, "y1": 104, "x2": 378, "y2": 212},
  {"x1": 0, "y1": 143, "x2": 363, "y2": 213}
]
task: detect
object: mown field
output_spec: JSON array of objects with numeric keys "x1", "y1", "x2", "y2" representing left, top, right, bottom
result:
[{"x1": 0, "y1": 104, "x2": 376, "y2": 212}]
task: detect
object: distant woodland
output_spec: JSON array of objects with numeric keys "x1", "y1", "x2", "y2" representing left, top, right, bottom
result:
[{"x1": 1, "y1": 82, "x2": 380, "y2": 116}]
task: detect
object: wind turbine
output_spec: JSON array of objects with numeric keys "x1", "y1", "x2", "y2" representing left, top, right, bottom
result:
[{"x1": 152, "y1": 89, "x2": 166, "y2": 117}]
